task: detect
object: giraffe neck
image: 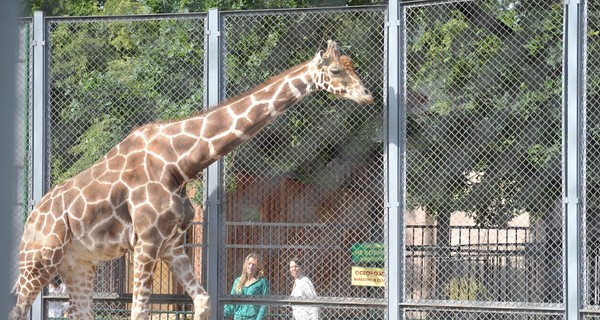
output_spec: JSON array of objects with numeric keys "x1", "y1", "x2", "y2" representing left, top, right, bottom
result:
[{"x1": 173, "y1": 61, "x2": 316, "y2": 182}]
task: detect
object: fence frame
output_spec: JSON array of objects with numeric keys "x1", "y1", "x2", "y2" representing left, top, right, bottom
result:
[
  {"x1": 386, "y1": 0, "x2": 405, "y2": 319},
  {"x1": 205, "y1": 8, "x2": 224, "y2": 318},
  {"x1": 15, "y1": 1, "x2": 590, "y2": 319},
  {"x1": 565, "y1": 1, "x2": 584, "y2": 320},
  {"x1": 30, "y1": 10, "x2": 47, "y2": 320}
]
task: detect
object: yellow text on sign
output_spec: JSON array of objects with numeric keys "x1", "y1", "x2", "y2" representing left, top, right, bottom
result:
[{"x1": 351, "y1": 266, "x2": 385, "y2": 287}]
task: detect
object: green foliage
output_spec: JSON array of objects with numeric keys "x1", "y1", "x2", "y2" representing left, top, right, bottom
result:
[
  {"x1": 217, "y1": 0, "x2": 318, "y2": 10},
  {"x1": 31, "y1": 0, "x2": 570, "y2": 231},
  {"x1": 48, "y1": 7, "x2": 205, "y2": 186},
  {"x1": 53, "y1": 115, "x2": 123, "y2": 184},
  {"x1": 21, "y1": 0, "x2": 100, "y2": 16},
  {"x1": 586, "y1": 2, "x2": 600, "y2": 209},
  {"x1": 406, "y1": 1, "x2": 563, "y2": 227},
  {"x1": 411, "y1": 9, "x2": 502, "y2": 114},
  {"x1": 223, "y1": 9, "x2": 384, "y2": 191},
  {"x1": 103, "y1": 0, "x2": 152, "y2": 14},
  {"x1": 527, "y1": 144, "x2": 560, "y2": 168},
  {"x1": 186, "y1": 179, "x2": 205, "y2": 207}
]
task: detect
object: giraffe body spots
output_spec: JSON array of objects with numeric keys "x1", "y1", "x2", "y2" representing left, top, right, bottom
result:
[
  {"x1": 202, "y1": 111, "x2": 232, "y2": 138},
  {"x1": 122, "y1": 167, "x2": 150, "y2": 188},
  {"x1": 22, "y1": 217, "x2": 49, "y2": 246},
  {"x1": 107, "y1": 154, "x2": 127, "y2": 171},
  {"x1": 172, "y1": 135, "x2": 199, "y2": 157},
  {"x1": 183, "y1": 119, "x2": 202, "y2": 136},
  {"x1": 148, "y1": 137, "x2": 178, "y2": 163},
  {"x1": 12, "y1": 40, "x2": 373, "y2": 320}
]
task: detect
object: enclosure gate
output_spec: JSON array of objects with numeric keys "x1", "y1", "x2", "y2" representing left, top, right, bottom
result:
[{"x1": 12, "y1": 0, "x2": 594, "y2": 319}]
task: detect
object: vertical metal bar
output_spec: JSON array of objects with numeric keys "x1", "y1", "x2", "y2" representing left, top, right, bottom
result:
[
  {"x1": 564, "y1": 0, "x2": 583, "y2": 319},
  {"x1": 386, "y1": 0, "x2": 405, "y2": 319},
  {"x1": 32, "y1": 12, "x2": 46, "y2": 210},
  {"x1": 30, "y1": 11, "x2": 46, "y2": 320},
  {"x1": 205, "y1": 8, "x2": 222, "y2": 320},
  {"x1": 1, "y1": 0, "x2": 18, "y2": 315}
]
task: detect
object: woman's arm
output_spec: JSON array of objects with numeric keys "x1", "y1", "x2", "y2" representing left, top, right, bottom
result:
[
  {"x1": 302, "y1": 277, "x2": 317, "y2": 298},
  {"x1": 304, "y1": 278, "x2": 319, "y2": 320},
  {"x1": 256, "y1": 278, "x2": 270, "y2": 320},
  {"x1": 223, "y1": 278, "x2": 240, "y2": 318}
]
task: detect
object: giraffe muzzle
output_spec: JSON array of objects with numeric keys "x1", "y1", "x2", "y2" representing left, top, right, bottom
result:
[{"x1": 356, "y1": 88, "x2": 374, "y2": 105}]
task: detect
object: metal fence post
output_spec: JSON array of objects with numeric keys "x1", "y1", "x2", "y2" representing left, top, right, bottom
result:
[
  {"x1": 205, "y1": 8, "x2": 223, "y2": 320},
  {"x1": 386, "y1": 0, "x2": 405, "y2": 319},
  {"x1": 30, "y1": 11, "x2": 47, "y2": 320},
  {"x1": 564, "y1": 0, "x2": 583, "y2": 319},
  {"x1": 1, "y1": 0, "x2": 18, "y2": 314}
]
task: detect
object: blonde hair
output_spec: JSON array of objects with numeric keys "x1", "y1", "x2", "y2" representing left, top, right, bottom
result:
[{"x1": 235, "y1": 253, "x2": 265, "y2": 294}]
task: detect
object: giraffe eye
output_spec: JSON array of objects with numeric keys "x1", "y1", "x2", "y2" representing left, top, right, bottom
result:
[{"x1": 330, "y1": 68, "x2": 341, "y2": 75}]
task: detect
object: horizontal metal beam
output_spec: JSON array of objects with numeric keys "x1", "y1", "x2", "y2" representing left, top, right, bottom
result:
[{"x1": 399, "y1": 302, "x2": 564, "y2": 314}]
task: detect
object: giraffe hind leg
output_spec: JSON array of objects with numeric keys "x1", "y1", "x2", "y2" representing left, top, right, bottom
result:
[
  {"x1": 11, "y1": 208, "x2": 71, "y2": 320},
  {"x1": 10, "y1": 248, "x2": 63, "y2": 320},
  {"x1": 56, "y1": 254, "x2": 97, "y2": 320},
  {"x1": 10, "y1": 269, "x2": 52, "y2": 320}
]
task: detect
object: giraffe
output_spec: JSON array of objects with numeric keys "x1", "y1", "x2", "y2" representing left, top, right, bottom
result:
[{"x1": 10, "y1": 40, "x2": 373, "y2": 320}]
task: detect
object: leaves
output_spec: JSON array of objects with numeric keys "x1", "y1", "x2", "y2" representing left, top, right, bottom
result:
[
  {"x1": 406, "y1": 1, "x2": 563, "y2": 226},
  {"x1": 48, "y1": 17, "x2": 205, "y2": 186}
]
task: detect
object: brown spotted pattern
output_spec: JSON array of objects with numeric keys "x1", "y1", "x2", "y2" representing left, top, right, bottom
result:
[{"x1": 10, "y1": 40, "x2": 372, "y2": 320}]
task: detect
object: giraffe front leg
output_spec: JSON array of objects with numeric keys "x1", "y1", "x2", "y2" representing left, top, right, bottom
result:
[
  {"x1": 163, "y1": 238, "x2": 211, "y2": 320},
  {"x1": 131, "y1": 239, "x2": 161, "y2": 320}
]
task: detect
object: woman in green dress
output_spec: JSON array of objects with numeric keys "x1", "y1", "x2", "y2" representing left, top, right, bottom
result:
[{"x1": 224, "y1": 253, "x2": 269, "y2": 319}]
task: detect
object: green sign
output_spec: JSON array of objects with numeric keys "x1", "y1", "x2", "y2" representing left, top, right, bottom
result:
[{"x1": 351, "y1": 242, "x2": 385, "y2": 263}]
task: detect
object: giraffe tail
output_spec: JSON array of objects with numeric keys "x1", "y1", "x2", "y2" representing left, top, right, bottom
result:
[{"x1": 11, "y1": 280, "x2": 19, "y2": 294}]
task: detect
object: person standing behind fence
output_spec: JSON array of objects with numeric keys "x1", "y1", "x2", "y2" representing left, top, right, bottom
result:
[
  {"x1": 224, "y1": 253, "x2": 269, "y2": 320},
  {"x1": 289, "y1": 258, "x2": 319, "y2": 320}
]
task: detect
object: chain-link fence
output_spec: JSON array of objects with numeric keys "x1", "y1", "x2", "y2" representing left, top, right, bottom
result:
[
  {"x1": 220, "y1": 7, "x2": 386, "y2": 319},
  {"x1": 10, "y1": 0, "x2": 593, "y2": 319},
  {"x1": 13, "y1": 17, "x2": 33, "y2": 303},
  {"x1": 585, "y1": 0, "x2": 600, "y2": 318},
  {"x1": 43, "y1": 13, "x2": 208, "y2": 319},
  {"x1": 404, "y1": 0, "x2": 564, "y2": 309}
]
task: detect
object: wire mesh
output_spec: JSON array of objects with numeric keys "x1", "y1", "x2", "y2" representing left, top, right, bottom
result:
[
  {"x1": 11, "y1": 0, "x2": 589, "y2": 318},
  {"x1": 13, "y1": 17, "x2": 33, "y2": 300},
  {"x1": 44, "y1": 13, "x2": 207, "y2": 318},
  {"x1": 404, "y1": 307, "x2": 563, "y2": 320},
  {"x1": 585, "y1": 0, "x2": 600, "y2": 313},
  {"x1": 268, "y1": 304, "x2": 386, "y2": 319},
  {"x1": 404, "y1": 0, "x2": 564, "y2": 307},
  {"x1": 219, "y1": 8, "x2": 387, "y2": 316}
]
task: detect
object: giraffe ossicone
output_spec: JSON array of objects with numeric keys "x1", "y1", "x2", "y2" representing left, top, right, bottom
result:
[{"x1": 10, "y1": 39, "x2": 372, "y2": 320}]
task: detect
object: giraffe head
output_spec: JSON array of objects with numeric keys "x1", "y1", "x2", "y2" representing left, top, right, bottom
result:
[{"x1": 309, "y1": 40, "x2": 373, "y2": 105}]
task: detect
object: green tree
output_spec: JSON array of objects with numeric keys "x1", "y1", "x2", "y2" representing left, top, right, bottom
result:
[
  {"x1": 405, "y1": 0, "x2": 563, "y2": 301},
  {"x1": 221, "y1": 8, "x2": 384, "y2": 197},
  {"x1": 48, "y1": 0, "x2": 205, "y2": 185},
  {"x1": 407, "y1": 1, "x2": 562, "y2": 226}
]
